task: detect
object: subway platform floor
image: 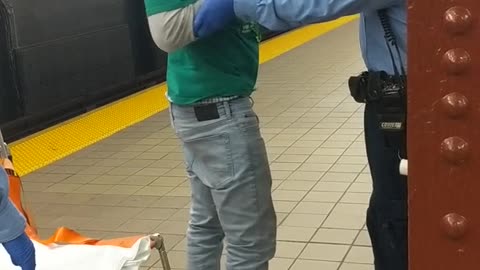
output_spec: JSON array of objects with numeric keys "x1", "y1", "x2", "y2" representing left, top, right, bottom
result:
[{"x1": 22, "y1": 21, "x2": 374, "y2": 270}]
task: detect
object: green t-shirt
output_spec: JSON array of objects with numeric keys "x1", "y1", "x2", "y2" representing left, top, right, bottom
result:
[{"x1": 145, "y1": 0, "x2": 260, "y2": 105}]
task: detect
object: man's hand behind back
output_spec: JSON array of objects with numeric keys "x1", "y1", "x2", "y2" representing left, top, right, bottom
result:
[{"x1": 193, "y1": 0, "x2": 235, "y2": 38}]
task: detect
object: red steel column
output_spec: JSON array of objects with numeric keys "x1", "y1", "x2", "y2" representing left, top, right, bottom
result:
[{"x1": 408, "y1": 0, "x2": 480, "y2": 268}]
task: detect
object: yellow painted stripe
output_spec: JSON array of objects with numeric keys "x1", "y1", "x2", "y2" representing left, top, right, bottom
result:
[{"x1": 10, "y1": 15, "x2": 359, "y2": 176}]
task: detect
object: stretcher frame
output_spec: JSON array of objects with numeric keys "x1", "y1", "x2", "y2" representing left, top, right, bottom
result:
[{"x1": 0, "y1": 130, "x2": 171, "y2": 270}]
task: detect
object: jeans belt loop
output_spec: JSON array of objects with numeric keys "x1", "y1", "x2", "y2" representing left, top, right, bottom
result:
[{"x1": 223, "y1": 100, "x2": 232, "y2": 119}]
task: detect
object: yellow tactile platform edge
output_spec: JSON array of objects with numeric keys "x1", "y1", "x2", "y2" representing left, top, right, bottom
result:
[{"x1": 10, "y1": 15, "x2": 359, "y2": 176}]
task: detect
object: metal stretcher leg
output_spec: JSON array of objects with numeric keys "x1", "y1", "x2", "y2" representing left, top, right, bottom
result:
[{"x1": 150, "y1": 234, "x2": 171, "y2": 270}]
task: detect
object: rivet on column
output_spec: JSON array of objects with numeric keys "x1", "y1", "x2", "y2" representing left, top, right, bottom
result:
[
  {"x1": 440, "y1": 136, "x2": 470, "y2": 164},
  {"x1": 442, "y1": 213, "x2": 468, "y2": 240},
  {"x1": 440, "y1": 92, "x2": 469, "y2": 118},
  {"x1": 444, "y1": 6, "x2": 473, "y2": 34},
  {"x1": 442, "y1": 48, "x2": 471, "y2": 75}
]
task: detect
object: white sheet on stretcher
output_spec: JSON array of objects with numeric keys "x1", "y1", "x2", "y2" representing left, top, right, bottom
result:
[{"x1": 0, "y1": 236, "x2": 151, "y2": 270}]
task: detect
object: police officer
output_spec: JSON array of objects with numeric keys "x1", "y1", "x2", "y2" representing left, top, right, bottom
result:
[
  {"x1": 193, "y1": 1, "x2": 407, "y2": 269},
  {"x1": 0, "y1": 167, "x2": 36, "y2": 269}
]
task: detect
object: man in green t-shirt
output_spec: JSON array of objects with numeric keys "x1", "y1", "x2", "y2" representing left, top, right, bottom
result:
[{"x1": 144, "y1": 1, "x2": 276, "y2": 269}]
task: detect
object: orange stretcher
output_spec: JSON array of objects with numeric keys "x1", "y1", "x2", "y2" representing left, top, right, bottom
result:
[{"x1": 0, "y1": 130, "x2": 171, "y2": 269}]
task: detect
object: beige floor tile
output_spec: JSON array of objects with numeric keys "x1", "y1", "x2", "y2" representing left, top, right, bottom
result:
[
  {"x1": 166, "y1": 187, "x2": 191, "y2": 197},
  {"x1": 269, "y1": 257, "x2": 295, "y2": 270},
  {"x1": 287, "y1": 171, "x2": 324, "y2": 181},
  {"x1": 118, "y1": 195, "x2": 160, "y2": 208},
  {"x1": 162, "y1": 168, "x2": 187, "y2": 178},
  {"x1": 272, "y1": 180, "x2": 284, "y2": 190},
  {"x1": 273, "y1": 201, "x2": 298, "y2": 213},
  {"x1": 303, "y1": 191, "x2": 344, "y2": 202},
  {"x1": 297, "y1": 163, "x2": 333, "y2": 172},
  {"x1": 300, "y1": 243, "x2": 350, "y2": 261},
  {"x1": 81, "y1": 217, "x2": 128, "y2": 231},
  {"x1": 275, "y1": 154, "x2": 310, "y2": 163},
  {"x1": 354, "y1": 230, "x2": 371, "y2": 246},
  {"x1": 330, "y1": 164, "x2": 366, "y2": 173},
  {"x1": 293, "y1": 202, "x2": 334, "y2": 215},
  {"x1": 168, "y1": 209, "x2": 190, "y2": 222},
  {"x1": 332, "y1": 203, "x2": 368, "y2": 216},
  {"x1": 268, "y1": 139, "x2": 296, "y2": 147},
  {"x1": 272, "y1": 190, "x2": 307, "y2": 201},
  {"x1": 116, "y1": 219, "x2": 160, "y2": 233},
  {"x1": 348, "y1": 182, "x2": 372, "y2": 193},
  {"x1": 136, "y1": 208, "x2": 177, "y2": 220},
  {"x1": 275, "y1": 241, "x2": 307, "y2": 259},
  {"x1": 282, "y1": 213, "x2": 326, "y2": 228},
  {"x1": 344, "y1": 246, "x2": 374, "y2": 264},
  {"x1": 44, "y1": 183, "x2": 81, "y2": 193},
  {"x1": 161, "y1": 234, "x2": 186, "y2": 251},
  {"x1": 342, "y1": 146, "x2": 366, "y2": 156},
  {"x1": 266, "y1": 146, "x2": 288, "y2": 155},
  {"x1": 135, "y1": 186, "x2": 175, "y2": 196},
  {"x1": 61, "y1": 174, "x2": 98, "y2": 184},
  {"x1": 290, "y1": 259, "x2": 340, "y2": 270},
  {"x1": 291, "y1": 140, "x2": 324, "y2": 148},
  {"x1": 270, "y1": 162, "x2": 302, "y2": 171},
  {"x1": 107, "y1": 167, "x2": 142, "y2": 176},
  {"x1": 313, "y1": 182, "x2": 350, "y2": 192},
  {"x1": 321, "y1": 141, "x2": 352, "y2": 149},
  {"x1": 328, "y1": 134, "x2": 358, "y2": 141},
  {"x1": 152, "y1": 197, "x2": 191, "y2": 209},
  {"x1": 278, "y1": 181, "x2": 315, "y2": 191},
  {"x1": 271, "y1": 170, "x2": 293, "y2": 180},
  {"x1": 155, "y1": 221, "x2": 188, "y2": 235},
  {"x1": 313, "y1": 148, "x2": 345, "y2": 156},
  {"x1": 341, "y1": 192, "x2": 370, "y2": 204},
  {"x1": 277, "y1": 226, "x2": 316, "y2": 242},
  {"x1": 104, "y1": 185, "x2": 143, "y2": 195},
  {"x1": 93, "y1": 206, "x2": 143, "y2": 219},
  {"x1": 82, "y1": 194, "x2": 125, "y2": 206},
  {"x1": 90, "y1": 175, "x2": 127, "y2": 184},
  {"x1": 136, "y1": 167, "x2": 170, "y2": 176},
  {"x1": 150, "y1": 176, "x2": 186, "y2": 187},
  {"x1": 306, "y1": 155, "x2": 340, "y2": 164},
  {"x1": 73, "y1": 184, "x2": 114, "y2": 194},
  {"x1": 122, "y1": 159, "x2": 156, "y2": 168},
  {"x1": 46, "y1": 165, "x2": 86, "y2": 174},
  {"x1": 300, "y1": 134, "x2": 329, "y2": 141},
  {"x1": 312, "y1": 228, "x2": 358, "y2": 244},
  {"x1": 321, "y1": 172, "x2": 358, "y2": 182},
  {"x1": 323, "y1": 214, "x2": 366, "y2": 230},
  {"x1": 276, "y1": 213, "x2": 288, "y2": 225},
  {"x1": 354, "y1": 174, "x2": 372, "y2": 183},
  {"x1": 172, "y1": 237, "x2": 188, "y2": 251},
  {"x1": 339, "y1": 263, "x2": 374, "y2": 270},
  {"x1": 155, "y1": 251, "x2": 187, "y2": 269},
  {"x1": 284, "y1": 147, "x2": 316, "y2": 155},
  {"x1": 337, "y1": 156, "x2": 368, "y2": 165},
  {"x1": 121, "y1": 175, "x2": 158, "y2": 186},
  {"x1": 147, "y1": 159, "x2": 182, "y2": 168}
]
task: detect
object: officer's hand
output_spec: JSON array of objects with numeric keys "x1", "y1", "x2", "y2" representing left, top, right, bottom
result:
[
  {"x1": 193, "y1": 0, "x2": 235, "y2": 38},
  {"x1": 3, "y1": 232, "x2": 36, "y2": 270}
]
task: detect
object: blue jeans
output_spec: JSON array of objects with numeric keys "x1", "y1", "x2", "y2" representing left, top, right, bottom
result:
[{"x1": 170, "y1": 97, "x2": 277, "y2": 270}]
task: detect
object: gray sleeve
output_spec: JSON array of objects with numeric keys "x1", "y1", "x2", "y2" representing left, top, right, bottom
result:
[
  {"x1": 0, "y1": 168, "x2": 25, "y2": 243},
  {"x1": 148, "y1": 0, "x2": 202, "y2": 53}
]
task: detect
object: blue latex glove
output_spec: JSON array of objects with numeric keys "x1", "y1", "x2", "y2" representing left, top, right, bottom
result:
[
  {"x1": 193, "y1": 0, "x2": 235, "y2": 38},
  {"x1": 3, "y1": 232, "x2": 36, "y2": 270}
]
